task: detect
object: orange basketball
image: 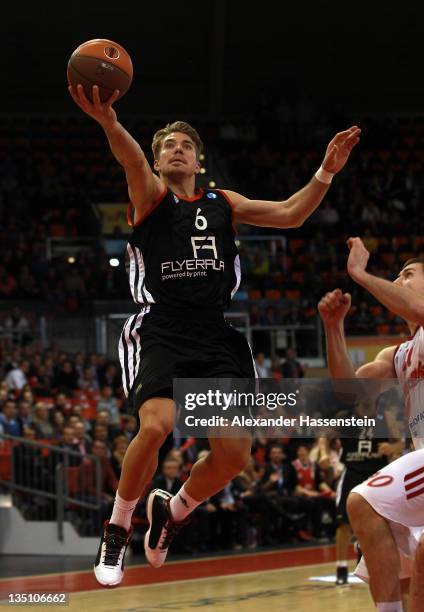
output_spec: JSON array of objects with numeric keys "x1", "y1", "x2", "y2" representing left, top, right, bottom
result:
[{"x1": 67, "y1": 39, "x2": 133, "y2": 103}]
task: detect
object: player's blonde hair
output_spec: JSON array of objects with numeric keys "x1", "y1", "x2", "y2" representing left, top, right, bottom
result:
[{"x1": 151, "y1": 121, "x2": 204, "y2": 161}]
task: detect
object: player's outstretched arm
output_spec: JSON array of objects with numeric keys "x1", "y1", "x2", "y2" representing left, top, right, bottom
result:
[
  {"x1": 318, "y1": 289, "x2": 396, "y2": 380},
  {"x1": 68, "y1": 84, "x2": 164, "y2": 218},
  {"x1": 347, "y1": 237, "x2": 424, "y2": 326},
  {"x1": 224, "y1": 126, "x2": 361, "y2": 227}
]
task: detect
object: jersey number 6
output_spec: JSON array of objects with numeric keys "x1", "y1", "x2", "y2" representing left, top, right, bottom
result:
[{"x1": 195, "y1": 208, "x2": 207, "y2": 230}]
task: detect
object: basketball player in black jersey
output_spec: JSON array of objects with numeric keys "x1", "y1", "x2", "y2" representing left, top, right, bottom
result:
[
  {"x1": 332, "y1": 405, "x2": 401, "y2": 585},
  {"x1": 69, "y1": 83, "x2": 360, "y2": 586}
]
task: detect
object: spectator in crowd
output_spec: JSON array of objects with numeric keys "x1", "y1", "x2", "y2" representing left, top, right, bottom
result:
[
  {"x1": 152, "y1": 458, "x2": 183, "y2": 496},
  {"x1": 53, "y1": 360, "x2": 79, "y2": 393},
  {"x1": 58, "y1": 425, "x2": 79, "y2": 455},
  {"x1": 68, "y1": 404, "x2": 91, "y2": 433},
  {"x1": 212, "y1": 482, "x2": 249, "y2": 550},
  {"x1": 254, "y1": 352, "x2": 270, "y2": 378},
  {"x1": 0, "y1": 387, "x2": 9, "y2": 409},
  {"x1": 292, "y1": 445, "x2": 336, "y2": 539},
  {"x1": 280, "y1": 347, "x2": 304, "y2": 378},
  {"x1": 77, "y1": 440, "x2": 118, "y2": 521},
  {"x1": 232, "y1": 456, "x2": 278, "y2": 545},
  {"x1": 0, "y1": 399, "x2": 21, "y2": 436},
  {"x1": 29, "y1": 364, "x2": 52, "y2": 396},
  {"x1": 110, "y1": 435, "x2": 129, "y2": 480},
  {"x1": 259, "y1": 444, "x2": 311, "y2": 541},
  {"x1": 97, "y1": 385, "x2": 121, "y2": 425},
  {"x1": 99, "y1": 363, "x2": 121, "y2": 392},
  {"x1": 73, "y1": 420, "x2": 91, "y2": 455},
  {"x1": 350, "y1": 300, "x2": 374, "y2": 335},
  {"x1": 20, "y1": 388, "x2": 34, "y2": 405},
  {"x1": 310, "y1": 437, "x2": 344, "y2": 489},
  {"x1": 119, "y1": 414, "x2": 137, "y2": 442},
  {"x1": 54, "y1": 392, "x2": 72, "y2": 414},
  {"x1": 51, "y1": 410, "x2": 65, "y2": 441},
  {"x1": 4, "y1": 306, "x2": 31, "y2": 345},
  {"x1": 78, "y1": 367, "x2": 99, "y2": 392},
  {"x1": 17, "y1": 399, "x2": 32, "y2": 432},
  {"x1": 31, "y1": 402, "x2": 54, "y2": 439},
  {"x1": 319, "y1": 200, "x2": 340, "y2": 226},
  {"x1": 67, "y1": 415, "x2": 83, "y2": 430},
  {"x1": 270, "y1": 358, "x2": 283, "y2": 379},
  {"x1": 92, "y1": 424, "x2": 111, "y2": 457},
  {"x1": 94, "y1": 410, "x2": 121, "y2": 442},
  {"x1": 12, "y1": 426, "x2": 47, "y2": 489},
  {"x1": 5, "y1": 361, "x2": 28, "y2": 391}
]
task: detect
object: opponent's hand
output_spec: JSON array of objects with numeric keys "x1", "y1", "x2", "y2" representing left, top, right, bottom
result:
[
  {"x1": 318, "y1": 289, "x2": 351, "y2": 327},
  {"x1": 347, "y1": 237, "x2": 370, "y2": 280},
  {"x1": 322, "y1": 126, "x2": 361, "y2": 174},
  {"x1": 68, "y1": 84, "x2": 120, "y2": 130}
]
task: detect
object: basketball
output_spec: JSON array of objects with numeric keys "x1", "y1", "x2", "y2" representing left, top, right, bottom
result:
[{"x1": 67, "y1": 39, "x2": 133, "y2": 103}]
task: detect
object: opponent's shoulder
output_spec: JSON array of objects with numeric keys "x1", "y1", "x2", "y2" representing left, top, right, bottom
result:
[{"x1": 356, "y1": 344, "x2": 397, "y2": 379}]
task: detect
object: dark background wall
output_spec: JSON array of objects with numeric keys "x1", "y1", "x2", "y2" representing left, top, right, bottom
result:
[{"x1": 2, "y1": 1, "x2": 424, "y2": 116}]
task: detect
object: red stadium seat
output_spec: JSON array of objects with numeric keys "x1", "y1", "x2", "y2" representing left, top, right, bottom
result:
[
  {"x1": 248, "y1": 289, "x2": 262, "y2": 300},
  {"x1": 292, "y1": 271, "x2": 305, "y2": 284},
  {"x1": 0, "y1": 445, "x2": 12, "y2": 481},
  {"x1": 285, "y1": 289, "x2": 301, "y2": 300},
  {"x1": 289, "y1": 239, "x2": 305, "y2": 253},
  {"x1": 381, "y1": 252, "x2": 396, "y2": 266},
  {"x1": 265, "y1": 289, "x2": 282, "y2": 301},
  {"x1": 67, "y1": 466, "x2": 80, "y2": 496}
]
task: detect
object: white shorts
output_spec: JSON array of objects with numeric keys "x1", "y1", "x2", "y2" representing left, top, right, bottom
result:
[{"x1": 350, "y1": 448, "x2": 424, "y2": 582}]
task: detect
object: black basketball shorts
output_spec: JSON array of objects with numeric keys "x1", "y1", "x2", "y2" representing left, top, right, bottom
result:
[
  {"x1": 119, "y1": 304, "x2": 257, "y2": 415},
  {"x1": 336, "y1": 468, "x2": 375, "y2": 525}
]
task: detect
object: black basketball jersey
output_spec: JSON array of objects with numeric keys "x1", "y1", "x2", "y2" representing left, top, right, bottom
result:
[
  {"x1": 340, "y1": 404, "x2": 391, "y2": 476},
  {"x1": 125, "y1": 187, "x2": 241, "y2": 309}
]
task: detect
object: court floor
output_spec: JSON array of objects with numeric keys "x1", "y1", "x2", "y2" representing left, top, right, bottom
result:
[{"x1": 0, "y1": 545, "x2": 373, "y2": 611}]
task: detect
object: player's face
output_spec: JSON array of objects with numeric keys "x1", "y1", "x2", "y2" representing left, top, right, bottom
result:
[
  {"x1": 394, "y1": 263, "x2": 424, "y2": 294},
  {"x1": 154, "y1": 132, "x2": 200, "y2": 178}
]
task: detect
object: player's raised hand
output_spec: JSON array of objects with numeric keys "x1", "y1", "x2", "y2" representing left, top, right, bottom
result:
[
  {"x1": 318, "y1": 289, "x2": 351, "y2": 327},
  {"x1": 322, "y1": 126, "x2": 361, "y2": 174},
  {"x1": 68, "y1": 84, "x2": 120, "y2": 129},
  {"x1": 347, "y1": 237, "x2": 370, "y2": 280}
]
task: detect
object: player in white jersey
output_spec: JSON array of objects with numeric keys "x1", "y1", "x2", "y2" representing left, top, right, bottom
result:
[{"x1": 318, "y1": 240, "x2": 424, "y2": 611}]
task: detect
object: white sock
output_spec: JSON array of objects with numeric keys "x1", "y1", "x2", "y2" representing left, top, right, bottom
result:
[
  {"x1": 376, "y1": 603, "x2": 403, "y2": 612},
  {"x1": 169, "y1": 485, "x2": 201, "y2": 521},
  {"x1": 110, "y1": 492, "x2": 139, "y2": 531},
  {"x1": 337, "y1": 560, "x2": 348, "y2": 567}
]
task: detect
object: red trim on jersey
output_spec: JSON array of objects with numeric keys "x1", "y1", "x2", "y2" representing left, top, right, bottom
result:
[
  {"x1": 393, "y1": 343, "x2": 401, "y2": 368},
  {"x1": 216, "y1": 189, "x2": 238, "y2": 234},
  {"x1": 216, "y1": 189, "x2": 236, "y2": 209},
  {"x1": 404, "y1": 465, "x2": 424, "y2": 482},
  {"x1": 406, "y1": 485, "x2": 424, "y2": 500},
  {"x1": 127, "y1": 185, "x2": 168, "y2": 227},
  {"x1": 173, "y1": 188, "x2": 205, "y2": 202}
]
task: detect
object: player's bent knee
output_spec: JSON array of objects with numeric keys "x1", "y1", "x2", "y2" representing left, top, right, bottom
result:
[
  {"x1": 139, "y1": 421, "x2": 171, "y2": 445},
  {"x1": 346, "y1": 492, "x2": 367, "y2": 526}
]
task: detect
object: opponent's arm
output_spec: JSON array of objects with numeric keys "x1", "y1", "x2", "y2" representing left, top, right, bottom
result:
[
  {"x1": 68, "y1": 84, "x2": 164, "y2": 220},
  {"x1": 347, "y1": 237, "x2": 424, "y2": 326},
  {"x1": 318, "y1": 289, "x2": 397, "y2": 380},
  {"x1": 224, "y1": 126, "x2": 361, "y2": 227}
]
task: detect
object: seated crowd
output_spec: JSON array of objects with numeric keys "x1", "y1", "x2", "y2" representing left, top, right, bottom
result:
[{"x1": 0, "y1": 341, "x2": 341, "y2": 552}]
